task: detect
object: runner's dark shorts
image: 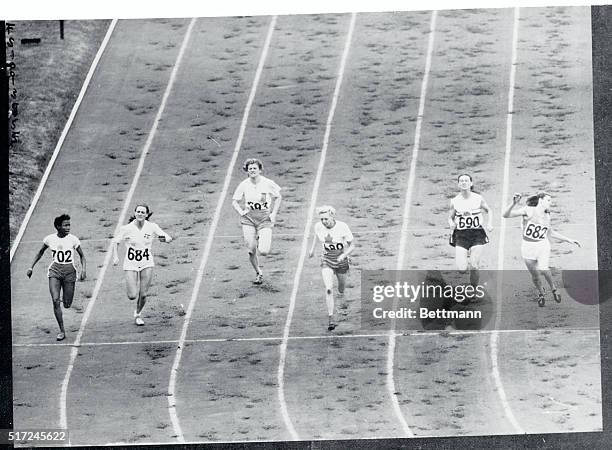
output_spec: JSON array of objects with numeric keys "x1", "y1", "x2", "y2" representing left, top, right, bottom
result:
[
  {"x1": 453, "y1": 228, "x2": 489, "y2": 250},
  {"x1": 47, "y1": 263, "x2": 77, "y2": 283},
  {"x1": 321, "y1": 250, "x2": 349, "y2": 274},
  {"x1": 240, "y1": 210, "x2": 273, "y2": 232}
]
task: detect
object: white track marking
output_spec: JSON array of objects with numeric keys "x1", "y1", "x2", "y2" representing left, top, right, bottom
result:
[
  {"x1": 9, "y1": 20, "x2": 118, "y2": 262},
  {"x1": 58, "y1": 18, "x2": 197, "y2": 436},
  {"x1": 166, "y1": 16, "x2": 277, "y2": 443},
  {"x1": 13, "y1": 327, "x2": 600, "y2": 348},
  {"x1": 386, "y1": 10, "x2": 437, "y2": 438},
  {"x1": 276, "y1": 12, "x2": 356, "y2": 441},
  {"x1": 490, "y1": 7, "x2": 525, "y2": 435}
]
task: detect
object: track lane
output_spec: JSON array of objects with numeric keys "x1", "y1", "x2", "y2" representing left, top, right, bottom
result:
[
  {"x1": 496, "y1": 6, "x2": 601, "y2": 434},
  {"x1": 11, "y1": 19, "x2": 192, "y2": 434},
  {"x1": 172, "y1": 14, "x2": 350, "y2": 442},
  {"x1": 64, "y1": 17, "x2": 273, "y2": 444},
  {"x1": 282, "y1": 10, "x2": 432, "y2": 439},
  {"x1": 392, "y1": 8, "x2": 518, "y2": 436}
]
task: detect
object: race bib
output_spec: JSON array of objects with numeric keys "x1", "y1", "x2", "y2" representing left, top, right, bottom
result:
[
  {"x1": 127, "y1": 247, "x2": 151, "y2": 261},
  {"x1": 247, "y1": 193, "x2": 269, "y2": 211},
  {"x1": 323, "y1": 241, "x2": 344, "y2": 252},
  {"x1": 51, "y1": 249, "x2": 73, "y2": 264},
  {"x1": 523, "y1": 221, "x2": 549, "y2": 241},
  {"x1": 456, "y1": 213, "x2": 483, "y2": 230}
]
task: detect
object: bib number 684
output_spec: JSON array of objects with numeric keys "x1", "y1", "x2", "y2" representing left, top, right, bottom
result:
[{"x1": 127, "y1": 247, "x2": 150, "y2": 261}]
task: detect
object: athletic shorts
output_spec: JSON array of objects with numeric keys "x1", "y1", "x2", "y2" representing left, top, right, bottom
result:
[
  {"x1": 452, "y1": 228, "x2": 489, "y2": 250},
  {"x1": 240, "y1": 210, "x2": 273, "y2": 232},
  {"x1": 521, "y1": 239, "x2": 550, "y2": 270},
  {"x1": 123, "y1": 255, "x2": 154, "y2": 272},
  {"x1": 321, "y1": 250, "x2": 349, "y2": 274},
  {"x1": 47, "y1": 263, "x2": 77, "y2": 283}
]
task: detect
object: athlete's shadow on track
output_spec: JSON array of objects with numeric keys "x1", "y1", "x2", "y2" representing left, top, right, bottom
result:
[{"x1": 418, "y1": 270, "x2": 495, "y2": 331}]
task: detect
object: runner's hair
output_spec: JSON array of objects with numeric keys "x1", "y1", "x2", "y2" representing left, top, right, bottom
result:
[
  {"x1": 53, "y1": 214, "x2": 71, "y2": 230},
  {"x1": 317, "y1": 205, "x2": 336, "y2": 217},
  {"x1": 526, "y1": 192, "x2": 551, "y2": 207}
]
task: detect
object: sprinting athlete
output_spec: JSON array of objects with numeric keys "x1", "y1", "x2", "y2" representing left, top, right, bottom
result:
[
  {"x1": 112, "y1": 203, "x2": 172, "y2": 325},
  {"x1": 232, "y1": 158, "x2": 282, "y2": 285},
  {"x1": 448, "y1": 174, "x2": 493, "y2": 286},
  {"x1": 26, "y1": 214, "x2": 87, "y2": 341},
  {"x1": 308, "y1": 206, "x2": 355, "y2": 331},
  {"x1": 503, "y1": 192, "x2": 580, "y2": 307}
]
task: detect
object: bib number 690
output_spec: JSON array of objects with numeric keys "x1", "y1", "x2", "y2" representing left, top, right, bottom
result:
[
  {"x1": 127, "y1": 247, "x2": 150, "y2": 261},
  {"x1": 458, "y1": 216, "x2": 480, "y2": 230}
]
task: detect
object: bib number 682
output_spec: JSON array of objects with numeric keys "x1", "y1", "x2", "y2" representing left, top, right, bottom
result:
[
  {"x1": 127, "y1": 247, "x2": 150, "y2": 261},
  {"x1": 524, "y1": 224, "x2": 548, "y2": 240}
]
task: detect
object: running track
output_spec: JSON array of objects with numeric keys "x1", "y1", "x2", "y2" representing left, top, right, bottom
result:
[{"x1": 11, "y1": 8, "x2": 600, "y2": 445}]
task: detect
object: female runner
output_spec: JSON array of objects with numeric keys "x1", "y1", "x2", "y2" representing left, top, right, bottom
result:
[
  {"x1": 232, "y1": 158, "x2": 282, "y2": 285},
  {"x1": 448, "y1": 174, "x2": 493, "y2": 286},
  {"x1": 26, "y1": 214, "x2": 87, "y2": 340},
  {"x1": 503, "y1": 192, "x2": 580, "y2": 307},
  {"x1": 112, "y1": 204, "x2": 172, "y2": 325},
  {"x1": 308, "y1": 206, "x2": 355, "y2": 331}
]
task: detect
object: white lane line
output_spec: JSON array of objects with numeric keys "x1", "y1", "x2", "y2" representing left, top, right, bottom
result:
[
  {"x1": 13, "y1": 327, "x2": 600, "y2": 348},
  {"x1": 58, "y1": 18, "x2": 197, "y2": 435},
  {"x1": 166, "y1": 16, "x2": 278, "y2": 443},
  {"x1": 276, "y1": 12, "x2": 357, "y2": 441},
  {"x1": 491, "y1": 7, "x2": 525, "y2": 435},
  {"x1": 387, "y1": 10, "x2": 437, "y2": 438},
  {"x1": 9, "y1": 20, "x2": 118, "y2": 262}
]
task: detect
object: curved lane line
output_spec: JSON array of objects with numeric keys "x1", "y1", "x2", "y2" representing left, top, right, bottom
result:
[
  {"x1": 276, "y1": 12, "x2": 357, "y2": 441},
  {"x1": 166, "y1": 16, "x2": 277, "y2": 443},
  {"x1": 59, "y1": 17, "x2": 197, "y2": 436},
  {"x1": 386, "y1": 10, "x2": 437, "y2": 438},
  {"x1": 10, "y1": 19, "x2": 118, "y2": 261},
  {"x1": 490, "y1": 7, "x2": 525, "y2": 435}
]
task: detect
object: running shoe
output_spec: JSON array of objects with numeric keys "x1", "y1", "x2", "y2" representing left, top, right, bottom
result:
[
  {"x1": 56, "y1": 332, "x2": 65, "y2": 341},
  {"x1": 537, "y1": 295, "x2": 545, "y2": 307},
  {"x1": 254, "y1": 273, "x2": 264, "y2": 285},
  {"x1": 552, "y1": 290, "x2": 561, "y2": 303},
  {"x1": 134, "y1": 310, "x2": 144, "y2": 326},
  {"x1": 328, "y1": 317, "x2": 337, "y2": 331}
]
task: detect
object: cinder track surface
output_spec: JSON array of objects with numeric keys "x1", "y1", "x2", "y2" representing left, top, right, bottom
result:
[{"x1": 11, "y1": 8, "x2": 601, "y2": 445}]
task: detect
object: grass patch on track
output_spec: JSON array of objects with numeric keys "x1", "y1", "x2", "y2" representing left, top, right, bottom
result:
[{"x1": 9, "y1": 20, "x2": 110, "y2": 242}]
